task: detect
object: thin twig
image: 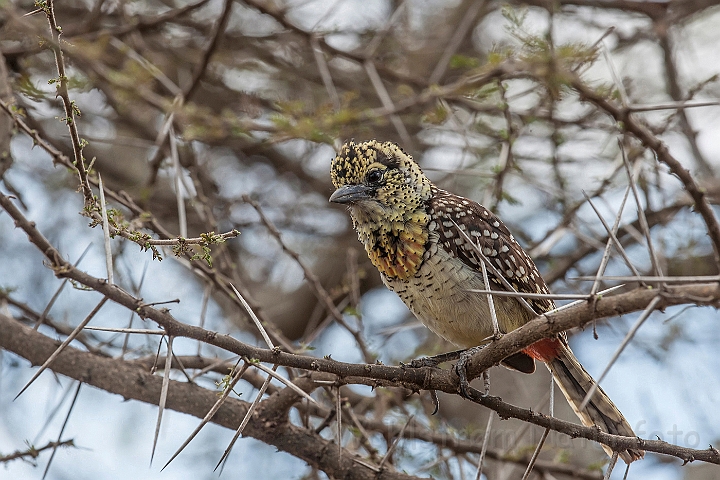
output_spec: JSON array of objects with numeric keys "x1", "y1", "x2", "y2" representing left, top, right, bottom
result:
[
  {"x1": 620, "y1": 140, "x2": 663, "y2": 280},
  {"x1": 628, "y1": 99, "x2": 720, "y2": 112},
  {"x1": 364, "y1": 60, "x2": 414, "y2": 150},
  {"x1": 0, "y1": 440, "x2": 75, "y2": 464},
  {"x1": 311, "y1": 35, "x2": 340, "y2": 109},
  {"x1": 184, "y1": 0, "x2": 233, "y2": 99},
  {"x1": 429, "y1": 1, "x2": 486, "y2": 84},
  {"x1": 363, "y1": 1, "x2": 406, "y2": 58},
  {"x1": 42, "y1": 0, "x2": 93, "y2": 205}
]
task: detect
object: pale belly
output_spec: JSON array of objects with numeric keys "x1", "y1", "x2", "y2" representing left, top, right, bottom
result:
[{"x1": 382, "y1": 243, "x2": 531, "y2": 348}]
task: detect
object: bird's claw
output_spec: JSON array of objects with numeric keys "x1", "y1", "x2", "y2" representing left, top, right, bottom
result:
[
  {"x1": 454, "y1": 345, "x2": 486, "y2": 398},
  {"x1": 406, "y1": 349, "x2": 466, "y2": 369},
  {"x1": 408, "y1": 357, "x2": 441, "y2": 368},
  {"x1": 430, "y1": 390, "x2": 440, "y2": 415}
]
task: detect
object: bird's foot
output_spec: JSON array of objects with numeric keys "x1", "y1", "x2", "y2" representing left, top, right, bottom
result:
[
  {"x1": 402, "y1": 350, "x2": 466, "y2": 416},
  {"x1": 455, "y1": 345, "x2": 487, "y2": 398},
  {"x1": 404, "y1": 348, "x2": 467, "y2": 369}
]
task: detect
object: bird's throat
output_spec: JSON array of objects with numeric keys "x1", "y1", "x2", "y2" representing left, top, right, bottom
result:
[{"x1": 362, "y1": 211, "x2": 429, "y2": 281}]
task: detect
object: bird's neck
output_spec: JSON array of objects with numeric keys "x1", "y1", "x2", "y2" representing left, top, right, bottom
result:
[{"x1": 353, "y1": 206, "x2": 430, "y2": 281}]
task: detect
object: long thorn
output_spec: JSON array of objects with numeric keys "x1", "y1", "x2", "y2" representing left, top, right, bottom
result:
[
  {"x1": 450, "y1": 219, "x2": 536, "y2": 316},
  {"x1": 467, "y1": 289, "x2": 603, "y2": 300},
  {"x1": 42, "y1": 381, "x2": 82, "y2": 480},
  {"x1": 582, "y1": 192, "x2": 644, "y2": 282},
  {"x1": 16, "y1": 297, "x2": 108, "y2": 400},
  {"x1": 620, "y1": 139, "x2": 663, "y2": 280},
  {"x1": 215, "y1": 366, "x2": 276, "y2": 471},
  {"x1": 542, "y1": 285, "x2": 625, "y2": 316},
  {"x1": 336, "y1": 386, "x2": 342, "y2": 461},
  {"x1": 84, "y1": 326, "x2": 165, "y2": 334},
  {"x1": 162, "y1": 361, "x2": 248, "y2": 471},
  {"x1": 473, "y1": 412, "x2": 494, "y2": 480},
  {"x1": 170, "y1": 128, "x2": 187, "y2": 239},
  {"x1": 521, "y1": 428, "x2": 550, "y2": 480},
  {"x1": 97, "y1": 174, "x2": 114, "y2": 284},
  {"x1": 151, "y1": 335, "x2": 174, "y2": 465},
  {"x1": 579, "y1": 296, "x2": 662, "y2": 410},
  {"x1": 34, "y1": 243, "x2": 92, "y2": 330},
  {"x1": 229, "y1": 284, "x2": 274, "y2": 349},
  {"x1": 603, "y1": 451, "x2": 619, "y2": 480},
  {"x1": 251, "y1": 362, "x2": 318, "y2": 405},
  {"x1": 378, "y1": 414, "x2": 414, "y2": 470},
  {"x1": 573, "y1": 275, "x2": 720, "y2": 283},
  {"x1": 479, "y1": 259, "x2": 500, "y2": 338},
  {"x1": 591, "y1": 184, "x2": 631, "y2": 296}
]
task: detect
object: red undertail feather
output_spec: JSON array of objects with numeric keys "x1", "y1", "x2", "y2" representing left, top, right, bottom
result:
[{"x1": 523, "y1": 337, "x2": 562, "y2": 363}]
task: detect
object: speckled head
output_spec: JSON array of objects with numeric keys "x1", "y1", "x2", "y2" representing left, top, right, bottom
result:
[
  {"x1": 330, "y1": 140, "x2": 432, "y2": 279},
  {"x1": 329, "y1": 140, "x2": 431, "y2": 222}
]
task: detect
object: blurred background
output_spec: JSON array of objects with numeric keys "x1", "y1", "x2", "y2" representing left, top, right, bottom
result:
[{"x1": 1, "y1": 0, "x2": 720, "y2": 479}]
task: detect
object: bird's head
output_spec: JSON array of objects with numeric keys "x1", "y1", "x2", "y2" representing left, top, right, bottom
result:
[{"x1": 329, "y1": 140, "x2": 431, "y2": 225}]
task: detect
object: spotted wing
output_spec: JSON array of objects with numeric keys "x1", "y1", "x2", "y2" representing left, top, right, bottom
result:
[{"x1": 426, "y1": 187, "x2": 554, "y2": 315}]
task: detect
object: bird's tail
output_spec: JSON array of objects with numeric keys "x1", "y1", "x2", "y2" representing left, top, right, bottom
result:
[{"x1": 526, "y1": 338, "x2": 645, "y2": 464}]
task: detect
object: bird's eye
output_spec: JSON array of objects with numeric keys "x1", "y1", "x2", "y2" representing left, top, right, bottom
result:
[{"x1": 366, "y1": 169, "x2": 383, "y2": 183}]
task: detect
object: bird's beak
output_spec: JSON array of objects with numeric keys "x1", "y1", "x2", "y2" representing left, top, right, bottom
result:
[{"x1": 329, "y1": 184, "x2": 374, "y2": 204}]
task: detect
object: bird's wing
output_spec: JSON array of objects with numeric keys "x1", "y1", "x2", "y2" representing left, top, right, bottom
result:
[{"x1": 426, "y1": 187, "x2": 555, "y2": 315}]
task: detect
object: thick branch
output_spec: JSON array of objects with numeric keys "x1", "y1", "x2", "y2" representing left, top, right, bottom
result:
[
  {"x1": 0, "y1": 313, "x2": 422, "y2": 480},
  {"x1": 2, "y1": 191, "x2": 720, "y2": 464}
]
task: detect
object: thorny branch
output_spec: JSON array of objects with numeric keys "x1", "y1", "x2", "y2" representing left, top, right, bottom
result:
[
  {"x1": 2, "y1": 1, "x2": 720, "y2": 478},
  {"x1": 2, "y1": 190, "x2": 720, "y2": 466}
]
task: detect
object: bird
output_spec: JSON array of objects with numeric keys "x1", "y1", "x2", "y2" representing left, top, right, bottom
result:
[{"x1": 329, "y1": 139, "x2": 644, "y2": 463}]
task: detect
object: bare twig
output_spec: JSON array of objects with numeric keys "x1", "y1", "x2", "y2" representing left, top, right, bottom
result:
[{"x1": 0, "y1": 440, "x2": 75, "y2": 464}]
